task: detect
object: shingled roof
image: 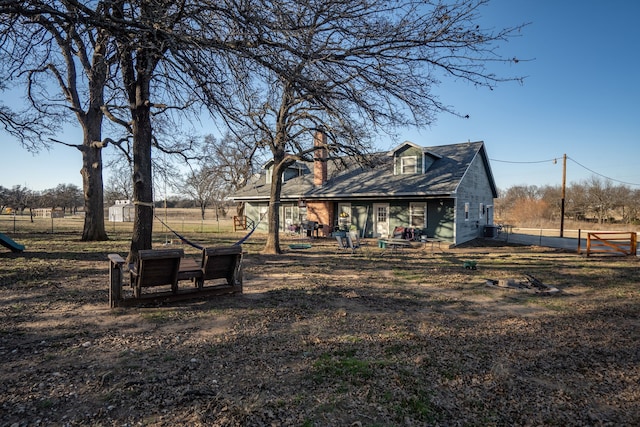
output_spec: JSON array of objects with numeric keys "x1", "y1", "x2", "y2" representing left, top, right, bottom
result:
[{"x1": 232, "y1": 141, "x2": 496, "y2": 201}]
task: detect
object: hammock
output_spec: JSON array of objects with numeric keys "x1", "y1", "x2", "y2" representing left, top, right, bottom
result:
[
  {"x1": 154, "y1": 214, "x2": 263, "y2": 249},
  {"x1": 234, "y1": 217, "x2": 258, "y2": 246}
]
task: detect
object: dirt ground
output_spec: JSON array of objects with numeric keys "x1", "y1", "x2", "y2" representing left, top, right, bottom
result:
[{"x1": 1, "y1": 233, "x2": 639, "y2": 426}]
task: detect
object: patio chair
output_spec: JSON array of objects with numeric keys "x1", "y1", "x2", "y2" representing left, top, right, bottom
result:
[
  {"x1": 346, "y1": 231, "x2": 362, "y2": 253},
  {"x1": 335, "y1": 232, "x2": 361, "y2": 254},
  {"x1": 336, "y1": 235, "x2": 349, "y2": 252}
]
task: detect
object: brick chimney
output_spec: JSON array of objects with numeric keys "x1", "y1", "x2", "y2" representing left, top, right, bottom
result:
[{"x1": 313, "y1": 131, "x2": 328, "y2": 187}]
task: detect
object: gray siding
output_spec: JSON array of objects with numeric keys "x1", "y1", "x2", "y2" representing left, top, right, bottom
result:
[
  {"x1": 427, "y1": 200, "x2": 455, "y2": 241},
  {"x1": 394, "y1": 145, "x2": 423, "y2": 174},
  {"x1": 454, "y1": 153, "x2": 495, "y2": 245}
]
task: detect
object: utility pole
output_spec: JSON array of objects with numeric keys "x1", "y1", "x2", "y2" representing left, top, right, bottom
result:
[{"x1": 560, "y1": 153, "x2": 566, "y2": 237}]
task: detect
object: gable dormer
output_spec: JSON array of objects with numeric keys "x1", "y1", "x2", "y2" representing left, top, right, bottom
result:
[
  {"x1": 421, "y1": 150, "x2": 441, "y2": 172},
  {"x1": 263, "y1": 160, "x2": 309, "y2": 184},
  {"x1": 389, "y1": 141, "x2": 442, "y2": 175}
]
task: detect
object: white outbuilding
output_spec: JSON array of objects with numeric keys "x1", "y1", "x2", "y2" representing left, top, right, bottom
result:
[{"x1": 108, "y1": 200, "x2": 134, "y2": 222}]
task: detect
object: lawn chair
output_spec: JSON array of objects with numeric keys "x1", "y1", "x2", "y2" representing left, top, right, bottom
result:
[
  {"x1": 336, "y1": 235, "x2": 349, "y2": 252},
  {"x1": 346, "y1": 231, "x2": 362, "y2": 253},
  {"x1": 336, "y1": 232, "x2": 361, "y2": 254},
  {"x1": 130, "y1": 248, "x2": 184, "y2": 298}
]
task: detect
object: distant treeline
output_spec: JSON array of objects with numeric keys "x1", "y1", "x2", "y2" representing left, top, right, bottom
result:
[
  {"x1": 0, "y1": 184, "x2": 229, "y2": 215},
  {"x1": 496, "y1": 176, "x2": 640, "y2": 226}
]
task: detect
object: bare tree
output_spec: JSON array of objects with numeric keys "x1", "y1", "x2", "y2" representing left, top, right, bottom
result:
[
  {"x1": 585, "y1": 176, "x2": 616, "y2": 224},
  {"x1": 0, "y1": 186, "x2": 7, "y2": 213},
  {"x1": 96, "y1": 0, "x2": 238, "y2": 260},
  {"x1": 173, "y1": 133, "x2": 253, "y2": 221},
  {"x1": 1, "y1": 1, "x2": 206, "y2": 257},
  {"x1": 3, "y1": 185, "x2": 34, "y2": 214},
  {"x1": 0, "y1": 0, "x2": 117, "y2": 241},
  {"x1": 3, "y1": 0, "x2": 527, "y2": 256},
  {"x1": 51, "y1": 184, "x2": 83, "y2": 214},
  {"x1": 224, "y1": 0, "x2": 526, "y2": 253},
  {"x1": 202, "y1": 133, "x2": 258, "y2": 218},
  {"x1": 565, "y1": 182, "x2": 588, "y2": 221},
  {"x1": 104, "y1": 161, "x2": 133, "y2": 205},
  {"x1": 625, "y1": 189, "x2": 640, "y2": 225},
  {"x1": 539, "y1": 185, "x2": 562, "y2": 221},
  {"x1": 498, "y1": 178, "x2": 640, "y2": 226},
  {"x1": 178, "y1": 166, "x2": 227, "y2": 221},
  {"x1": 609, "y1": 184, "x2": 633, "y2": 225}
]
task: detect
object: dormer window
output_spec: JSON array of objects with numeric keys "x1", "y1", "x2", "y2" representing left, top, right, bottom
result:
[
  {"x1": 400, "y1": 156, "x2": 417, "y2": 174},
  {"x1": 389, "y1": 141, "x2": 442, "y2": 175},
  {"x1": 263, "y1": 162, "x2": 308, "y2": 185},
  {"x1": 266, "y1": 166, "x2": 272, "y2": 184}
]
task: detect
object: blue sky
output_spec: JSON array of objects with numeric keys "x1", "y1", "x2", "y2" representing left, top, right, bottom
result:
[{"x1": 1, "y1": 0, "x2": 639, "y2": 193}]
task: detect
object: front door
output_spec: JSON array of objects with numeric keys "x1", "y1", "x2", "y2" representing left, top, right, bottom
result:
[
  {"x1": 284, "y1": 206, "x2": 294, "y2": 229},
  {"x1": 373, "y1": 203, "x2": 389, "y2": 238}
]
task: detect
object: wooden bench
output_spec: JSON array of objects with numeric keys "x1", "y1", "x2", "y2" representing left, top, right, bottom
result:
[
  {"x1": 131, "y1": 248, "x2": 184, "y2": 298},
  {"x1": 108, "y1": 246, "x2": 243, "y2": 308},
  {"x1": 198, "y1": 246, "x2": 243, "y2": 289}
]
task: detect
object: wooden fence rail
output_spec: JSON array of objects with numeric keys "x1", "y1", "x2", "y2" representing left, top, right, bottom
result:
[
  {"x1": 586, "y1": 232, "x2": 637, "y2": 257},
  {"x1": 233, "y1": 216, "x2": 247, "y2": 231}
]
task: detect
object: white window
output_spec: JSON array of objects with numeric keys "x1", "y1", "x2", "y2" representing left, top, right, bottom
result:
[
  {"x1": 266, "y1": 166, "x2": 272, "y2": 184},
  {"x1": 400, "y1": 156, "x2": 417, "y2": 174},
  {"x1": 284, "y1": 206, "x2": 294, "y2": 227},
  {"x1": 464, "y1": 202, "x2": 470, "y2": 221},
  {"x1": 374, "y1": 204, "x2": 390, "y2": 238},
  {"x1": 409, "y1": 203, "x2": 426, "y2": 228}
]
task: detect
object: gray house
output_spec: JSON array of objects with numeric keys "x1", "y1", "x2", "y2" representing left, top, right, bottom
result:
[{"x1": 232, "y1": 136, "x2": 498, "y2": 245}]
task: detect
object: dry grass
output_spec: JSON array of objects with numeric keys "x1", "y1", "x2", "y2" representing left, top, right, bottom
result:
[{"x1": 1, "y1": 227, "x2": 639, "y2": 426}]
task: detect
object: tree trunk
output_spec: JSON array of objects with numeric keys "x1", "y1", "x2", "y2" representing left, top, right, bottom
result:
[
  {"x1": 79, "y1": 27, "x2": 109, "y2": 241},
  {"x1": 263, "y1": 201, "x2": 281, "y2": 254},
  {"x1": 80, "y1": 119, "x2": 108, "y2": 241},
  {"x1": 127, "y1": 81, "x2": 154, "y2": 263},
  {"x1": 128, "y1": 117, "x2": 154, "y2": 261},
  {"x1": 263, "y1": 157, "x2": 285, "y2": 254}
]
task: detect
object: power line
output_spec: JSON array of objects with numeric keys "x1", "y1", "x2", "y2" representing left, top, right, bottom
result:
[
  {"x1": 490, "y1": 157, "x2": 558, "y2": 164},
  {"x1": 489, "y1": 155, "x2": 640, "y2": 187},
  {"x1": 567, "y1": 156, "x2": 640, "y2": 187}
]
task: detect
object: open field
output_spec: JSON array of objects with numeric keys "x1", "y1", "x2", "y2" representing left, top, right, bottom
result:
[
  {"x1": 1, "y1": 222, "x2": 640, "y2": 426},
  {"x1": 1, "y1": 210, "x2": 237, "y2": 236}
]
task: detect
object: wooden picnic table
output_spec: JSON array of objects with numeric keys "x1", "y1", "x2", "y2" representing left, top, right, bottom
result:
[
  {"x1": 380, "y1": 238, "x2": 413, "y2": 254},
  {"x1": 422, "y1": 238, "x2": 443, "y2": 252}
]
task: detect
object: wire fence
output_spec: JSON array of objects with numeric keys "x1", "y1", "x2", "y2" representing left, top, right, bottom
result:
[{"x1": 0, "y1": 213, "x2": 237, "y2": 236}]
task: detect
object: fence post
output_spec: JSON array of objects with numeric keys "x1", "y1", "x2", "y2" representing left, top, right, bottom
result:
[{"x1": 577, "y1": 229, "x2": 581, "y2": 254}]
